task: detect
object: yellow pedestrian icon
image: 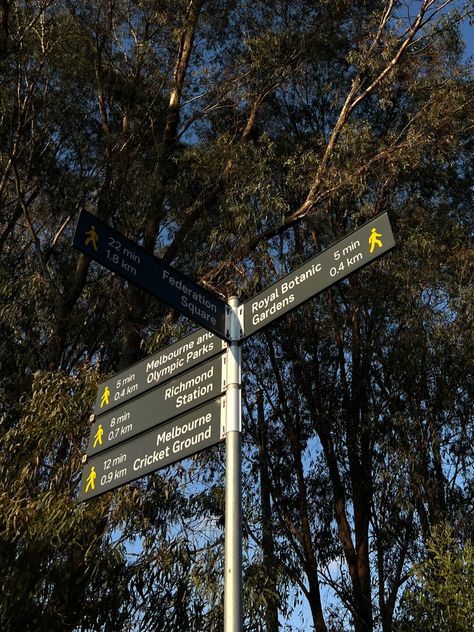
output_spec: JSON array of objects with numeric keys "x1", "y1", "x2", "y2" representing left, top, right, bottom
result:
[
  {"x1": 368, "y1": 227, "x2": 383, "y2": 253},
  {"x1": 100, "y1": 385, "x2": 110, "y2": 408},
  {"x1": 84, "y1": 225, "x2": 99, "y2": 251},
  {"x1": 93, "y1": 424, "x2": 104, "y2": 448},
  {"x1": 85, "y1": 466, "x2": 96, "y2": 492}
]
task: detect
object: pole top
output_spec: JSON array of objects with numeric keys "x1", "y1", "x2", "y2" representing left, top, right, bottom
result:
[{"x1": 226, "y1": 296, "x2": 242, "y2": 340}]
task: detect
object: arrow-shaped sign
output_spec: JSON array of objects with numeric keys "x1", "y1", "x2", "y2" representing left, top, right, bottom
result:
[{"x1": 73, "y1": 210, "x2": 230, "y2": 340}]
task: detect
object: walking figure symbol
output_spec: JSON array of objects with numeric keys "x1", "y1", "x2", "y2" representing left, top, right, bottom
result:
[
  {"x1": 368, "y1": 227, "x2": 383, "y2": 253},
  {"x1": 93, "y1": 424, "x2": 104, "y2": 448},
  {"x1": 100, "y1": 386, "x2": 110, "y2": 408},
  {"x1": 84, "y1": 225, "x2": 99, "y2": 251},
  {"x1": 85, "y1": 466, "x2": 96, "y2": 492}
]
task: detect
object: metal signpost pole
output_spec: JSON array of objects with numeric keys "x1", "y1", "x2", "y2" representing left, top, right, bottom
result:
[{"x1": 224, "y1": 296, "x2": 243, "y2": 632}]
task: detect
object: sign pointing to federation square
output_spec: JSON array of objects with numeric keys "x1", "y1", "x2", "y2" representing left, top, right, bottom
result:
[
  {"x1": 73, "y1": 210, "x2": 229, "y2": 340},
  {"x1": 88, "y1": 353, "x2": 226, "y2": 457},
  {"x1": 79, "y1": 397, "x2": 226, "y2": 502},
  {"x1": 242, "y1": 212, "x2": 395, "y2": 337}
]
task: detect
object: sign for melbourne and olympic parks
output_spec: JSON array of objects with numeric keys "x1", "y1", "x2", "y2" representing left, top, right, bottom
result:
[
  {"x1": 73, "y1": 210, "x2": 229, "y2": 340},
  {"x1": 243, "y1": 212, "x2": 395, "y2": 337},
  {"x1": 79, "y1": 397, "x2": 226, "y2": 501},
  {"x1": 93, "y1": 328, "x2": 226, "y2": 415},
  {"x1": 87, "y1": 353, "x2": 227, "y2": 457}
]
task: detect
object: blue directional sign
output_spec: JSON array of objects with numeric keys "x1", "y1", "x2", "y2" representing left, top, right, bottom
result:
[{"x1": 73, "y1": 210, "x2": 229, "y2": 340}]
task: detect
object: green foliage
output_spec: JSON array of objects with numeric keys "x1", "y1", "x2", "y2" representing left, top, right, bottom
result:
[
  {"x1": 0, "y1": 369, "x2": 133, "y2": 631},
  {"x1": 396, "y1": 525, "x2": 474, "y2": 632},
  {"x1": 0, "y1": 0, "x2": 472, "y2": 630}
]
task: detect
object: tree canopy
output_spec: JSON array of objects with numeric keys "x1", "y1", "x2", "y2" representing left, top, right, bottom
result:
[{"x1": 0, "y1": 1, "x2": 472, "y2": 630}]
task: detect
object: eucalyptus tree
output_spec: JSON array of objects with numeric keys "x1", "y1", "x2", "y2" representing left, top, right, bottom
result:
[
  {"x1": 0, "y1": 1, "x2": 472, "y2": 631},
  {"x1": 238, "y1": 3, "x2": 473, "y2": 631}
]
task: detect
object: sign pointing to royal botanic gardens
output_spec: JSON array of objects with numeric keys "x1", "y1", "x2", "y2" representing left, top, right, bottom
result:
[
  {"x1": 73, "y1": 210, "x2": 230, "y2": 340},
  {"x1": 242, "y1": 212, "x2": 395, "y2": 337}
]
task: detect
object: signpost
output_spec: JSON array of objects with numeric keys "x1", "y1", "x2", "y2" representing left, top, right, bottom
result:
[
  {"x1": 73, "y1": 210, "x2": 230, "y2": 340},
  {"x1": 242, "y1": 212, "x2": 395, "y2": 337},
  {"x1": 224, "y1": 296, "x2": 243, "y2": 632},
  {"x1": 75, "y1": 208, "x2": 395, "y2": 632},
  {"x1": 78, "y1": 398, "x2": 226, "y2": 502},
  {"x1": 88, "y1": 353, "x2": 226, "y2": 456}
]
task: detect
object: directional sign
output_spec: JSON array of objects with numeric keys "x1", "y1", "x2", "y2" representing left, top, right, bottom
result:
[
  {"x1": 73, "y1": 210, "x2": 229, "y2": 340},
  {"x1": 79, "y1": 397, "x2": 226, "y2": 501},
  {"x1": 94, "y1": 329, "x2": 226, "y2": 415},
  {"x1": 88, "y1": 353, "x2": 226, "y2": 456},
  {"x1": 242, "y1": 212, "x2": 395, "y2": 337}
]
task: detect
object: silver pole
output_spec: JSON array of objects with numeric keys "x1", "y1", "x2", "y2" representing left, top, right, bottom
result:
[{"x1": 224, "y1": 296, "x2": 243, "y2": 632}]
